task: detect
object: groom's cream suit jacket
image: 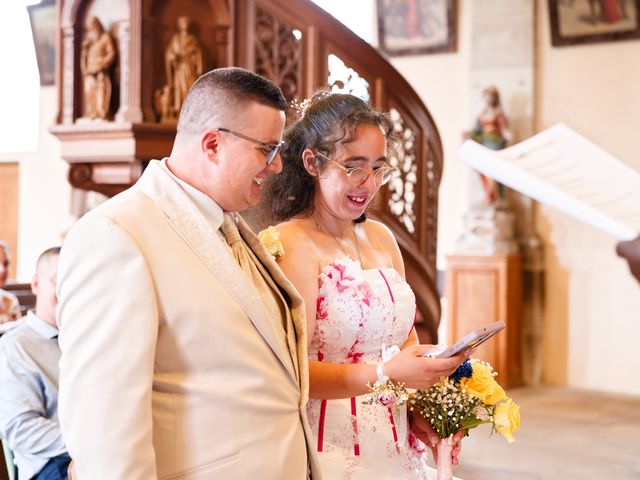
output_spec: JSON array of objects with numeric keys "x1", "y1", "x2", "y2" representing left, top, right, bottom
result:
[{"x1": 57, "y1": 160, "x2": 319, "y2": 479}]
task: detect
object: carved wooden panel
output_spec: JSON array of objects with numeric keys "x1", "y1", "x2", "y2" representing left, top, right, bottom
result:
[
  {"x1": 385, "y1": 94, "x2": 441, "y2": 271},
  {"x1": 387, "y1": 107, "x2": 418, "y2": 235},
  {"x1": 327, "y1": 54, "x2": 370, "y2": 101},
  {"x1": 254, "y1": 6, "x2": 303, "y2": 109}
]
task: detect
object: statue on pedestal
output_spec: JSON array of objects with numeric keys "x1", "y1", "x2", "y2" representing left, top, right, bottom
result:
[
  {"x1": 156, "y1": 16, "x2": 203, "y2": 123},
  {"x1": 467, "y1": 85, "x2": 513, "y2": 205},
  {"x1": 80, "y1": 17, "x2": 116, "y2": 120},
  {"x1": 457, "y1": 86, "x2": 517, "y2": 255}
]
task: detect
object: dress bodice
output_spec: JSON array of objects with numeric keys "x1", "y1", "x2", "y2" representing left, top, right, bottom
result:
[{"x1": 310, "y1": 257, "x2": 416, "y2": 364}]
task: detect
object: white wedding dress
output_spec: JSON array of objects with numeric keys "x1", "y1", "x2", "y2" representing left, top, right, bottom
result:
[{"x1": 306, "y1": 257, "x2": 441, "y2": 480}]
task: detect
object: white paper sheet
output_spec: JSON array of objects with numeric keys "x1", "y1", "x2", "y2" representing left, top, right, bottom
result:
[{"x1": 460, "y1": 124, "x2": 640, "y2": 240}]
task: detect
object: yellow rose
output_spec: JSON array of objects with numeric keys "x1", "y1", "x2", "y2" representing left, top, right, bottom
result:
[
  {"x1": 258, "y1": 226, "x2": 285, "y2": 258},
  {"x1": 460, "y1": 361, "x2": 507, "y2": 405},
  {"x1": 493, "y1": 398, "x2": 520, "y2": 443}
]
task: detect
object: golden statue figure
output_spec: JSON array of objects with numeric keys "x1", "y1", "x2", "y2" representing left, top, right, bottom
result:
[
  {"x1": 163, "y1": 16, "x2": 203, "y2": 119},
  {"x1": 154, "y1": 85, "x2": 175, "y2": 124},
  {"x1": 80, "y1": 17, "x2": 116, "y2": 120}
]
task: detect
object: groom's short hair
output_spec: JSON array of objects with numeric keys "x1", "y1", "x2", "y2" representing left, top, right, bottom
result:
[{"x1": 176, "y1": 67, "x2": 286, "y2": 138}]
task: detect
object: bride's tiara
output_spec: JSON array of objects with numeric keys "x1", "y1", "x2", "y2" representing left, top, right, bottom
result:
[{"x1": 290, "y1": 97, "x2": 312, "y2": 117}]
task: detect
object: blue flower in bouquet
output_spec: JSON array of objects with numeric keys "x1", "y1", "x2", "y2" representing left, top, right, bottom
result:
[{"x1": 448, "y1": 359, "x2": 473, "y2": 383}]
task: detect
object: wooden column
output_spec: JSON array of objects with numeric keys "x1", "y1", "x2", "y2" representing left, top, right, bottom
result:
[{"x1": 446, "y1": 254, "x2": 523, "y2": 387}]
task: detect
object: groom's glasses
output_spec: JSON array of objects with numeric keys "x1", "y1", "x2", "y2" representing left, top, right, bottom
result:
[{"x1": 215, "y1": 127, "x2": 285, "y2": 165}]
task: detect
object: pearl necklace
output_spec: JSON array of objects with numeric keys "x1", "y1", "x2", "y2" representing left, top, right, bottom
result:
[{"x1": 312, "y1": 216, "x2": 363, "y2": 265}]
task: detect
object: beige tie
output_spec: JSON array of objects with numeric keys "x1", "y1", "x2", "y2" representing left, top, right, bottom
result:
[{"x1": 221, "y1": 214, "x2": 284, "y2": 328}]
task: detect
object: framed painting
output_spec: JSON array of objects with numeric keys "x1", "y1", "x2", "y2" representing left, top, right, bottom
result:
[
  {"x1": 27, "y1": 0, "x2": 56, "y2": 86},
  {"x1": 377, "y1": 0, "x2": 457, "y2": 56},
  {"x1": 549, "y1": 0, "x2": 640, "y2": 46}
]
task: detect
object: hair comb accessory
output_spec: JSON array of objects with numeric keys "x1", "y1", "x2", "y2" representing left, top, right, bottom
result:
[{"x1": 290, "y1": 97, "x2": 312, "y2": 117}]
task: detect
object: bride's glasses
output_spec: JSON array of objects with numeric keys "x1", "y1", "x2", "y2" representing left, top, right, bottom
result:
[{"x1": 314, "y1": 151, "x2": 398, "y2": 187}]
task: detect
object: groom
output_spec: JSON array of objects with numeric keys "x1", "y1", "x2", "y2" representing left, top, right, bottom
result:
[{"x1": 57, "y1": 68, "x2": 319, "y2": 478}]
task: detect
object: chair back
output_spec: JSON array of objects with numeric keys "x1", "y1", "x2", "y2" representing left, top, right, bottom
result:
[{"x1": 1, "y1": 439, "x2": 17, "y2": 480}]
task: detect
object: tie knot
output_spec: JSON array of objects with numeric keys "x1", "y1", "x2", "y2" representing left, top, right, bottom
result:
[{"x1": 222, "y1": 213, "x2": 242, "y2": 245}]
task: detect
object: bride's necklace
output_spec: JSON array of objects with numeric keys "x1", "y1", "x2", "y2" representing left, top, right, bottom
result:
[{"x1": 312, "y1": 215, "x2": 363, "y2": 265}]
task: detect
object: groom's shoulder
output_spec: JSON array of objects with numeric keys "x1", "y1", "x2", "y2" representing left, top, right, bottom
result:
[{"x1": 65, "y1": 186, "x2": 156, "y2": 245}]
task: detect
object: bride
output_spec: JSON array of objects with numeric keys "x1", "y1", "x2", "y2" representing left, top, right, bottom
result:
[{"x1": 264, "y1": 91, "x2": 467, "y2": 479}]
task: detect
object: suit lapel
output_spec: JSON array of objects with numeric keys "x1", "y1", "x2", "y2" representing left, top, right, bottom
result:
[
  {"x1": 238, "y1": 218, "x2": 310, "y2": 400},
  {"x1": 135, "y1": 161, "x2": 296, "y2": 381}
]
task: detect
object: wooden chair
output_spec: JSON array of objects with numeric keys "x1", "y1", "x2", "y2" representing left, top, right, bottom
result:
[{"x1": 2, "y1": 283, "x2": 35, "y2": 317}]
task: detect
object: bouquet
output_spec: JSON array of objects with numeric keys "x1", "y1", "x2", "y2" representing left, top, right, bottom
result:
[{"x1": 410, "y1": 359, "x2": 520, "y2": 480}]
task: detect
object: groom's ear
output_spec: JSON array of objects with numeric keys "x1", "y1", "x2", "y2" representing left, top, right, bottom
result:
[
  {"x1": 201, "y1": 130, "x2": 220, "y2": 161},
  {"x1": 302, "y1": 148, "x2": 319, "y2": 177}
]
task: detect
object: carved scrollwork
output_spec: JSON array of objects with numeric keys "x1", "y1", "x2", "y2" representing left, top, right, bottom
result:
[
  {"x1": 424, "y1": 153, "x2": 438, "y2": 265},
  {"x1": 327, "y1": 54, "x2": 370, "y2": 101},
  {"x1": 254, "y1": 8, "x2": 302, "y2": 103},
  {"x1": 387, "y1": 107, "x2": 418, "y2": 235}
]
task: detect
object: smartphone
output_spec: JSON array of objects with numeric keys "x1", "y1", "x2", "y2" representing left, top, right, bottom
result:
[{"x1": 430, "y1": 320, "x2": 506, "y2": 358}]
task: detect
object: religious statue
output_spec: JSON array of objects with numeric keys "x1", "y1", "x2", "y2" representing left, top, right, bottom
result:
[
  {"x1": 158, "y1": 16, "x2": 203, "y2": 122},
  {"x1": 154, "y1": 85, "x2": 174, "y2": 124},
  {"x1": 456, "y1": 85, "x2": 517, "y2": 255},
  {"x1": 467, "y1": 86, "x2": 512, "y2": 205},
  {"x1": 80, "y1": 17, "x2": 116, "y2": 120}
]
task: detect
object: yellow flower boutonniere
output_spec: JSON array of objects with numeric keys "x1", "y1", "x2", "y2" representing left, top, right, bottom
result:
[{"x1": 258, "y1": 226, "x2": 285, "y2": 258}]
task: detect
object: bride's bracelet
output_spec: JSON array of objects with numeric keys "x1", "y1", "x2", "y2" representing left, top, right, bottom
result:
[
  {"x1": 376, "y1": 360, "x2": 387, "y2": 383},
  {"x1": 363, "y1": 360, "x2": 408, "y2": 408}
]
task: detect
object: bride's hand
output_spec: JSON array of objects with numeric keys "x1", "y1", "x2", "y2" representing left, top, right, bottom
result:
[
  {"x1": 383, "y1": 345, "x2": 468, "y2": 390},
  {"x1": 409, "y1": 409, "x2": 464, "y2": 465}
]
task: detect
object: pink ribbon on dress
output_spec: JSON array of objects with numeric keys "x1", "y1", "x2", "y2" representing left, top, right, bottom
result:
[{"x1": 317, "y1": 350, "x2": 327, "y2": 453}]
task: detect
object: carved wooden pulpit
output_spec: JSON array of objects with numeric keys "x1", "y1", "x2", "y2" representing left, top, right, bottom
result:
[
  {"x1": 50, "y1": 0, "x2": 445, "y2": 343},
  {"x1": 51, "y1": 0, "x2": 231, "y2": 196}
]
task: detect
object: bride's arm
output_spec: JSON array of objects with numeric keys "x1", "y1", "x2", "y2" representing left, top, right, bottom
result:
[{"x1": 307, "y1": 348, "x2": 464, "y2": 400}]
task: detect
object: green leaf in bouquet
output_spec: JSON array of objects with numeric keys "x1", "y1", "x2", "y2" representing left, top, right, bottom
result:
[{"x1": 460, "y1": 415, "x2": 490, "y2": 430}]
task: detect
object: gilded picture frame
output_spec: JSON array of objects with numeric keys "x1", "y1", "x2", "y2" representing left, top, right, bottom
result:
[
  {"x1": 549, "y1": 0, "x2": 640, "y2": 46},
  {"x1": 27, "y1": 0, "x2": 56, "y2": 86}
]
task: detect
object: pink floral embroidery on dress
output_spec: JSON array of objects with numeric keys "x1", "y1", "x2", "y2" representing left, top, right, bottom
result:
[{"x1": 316, "y1": 295, "x2": 328, "y2": 321}]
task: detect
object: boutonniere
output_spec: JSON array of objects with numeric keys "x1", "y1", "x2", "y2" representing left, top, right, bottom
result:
[{"x1": 258, "y1": 226, "x2": 285, "y2": 258}]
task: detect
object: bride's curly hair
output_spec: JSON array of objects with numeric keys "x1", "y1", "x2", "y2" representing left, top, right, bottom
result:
[{"x1": 264, "y1": 90, "x2": 397, "y2": 222}]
